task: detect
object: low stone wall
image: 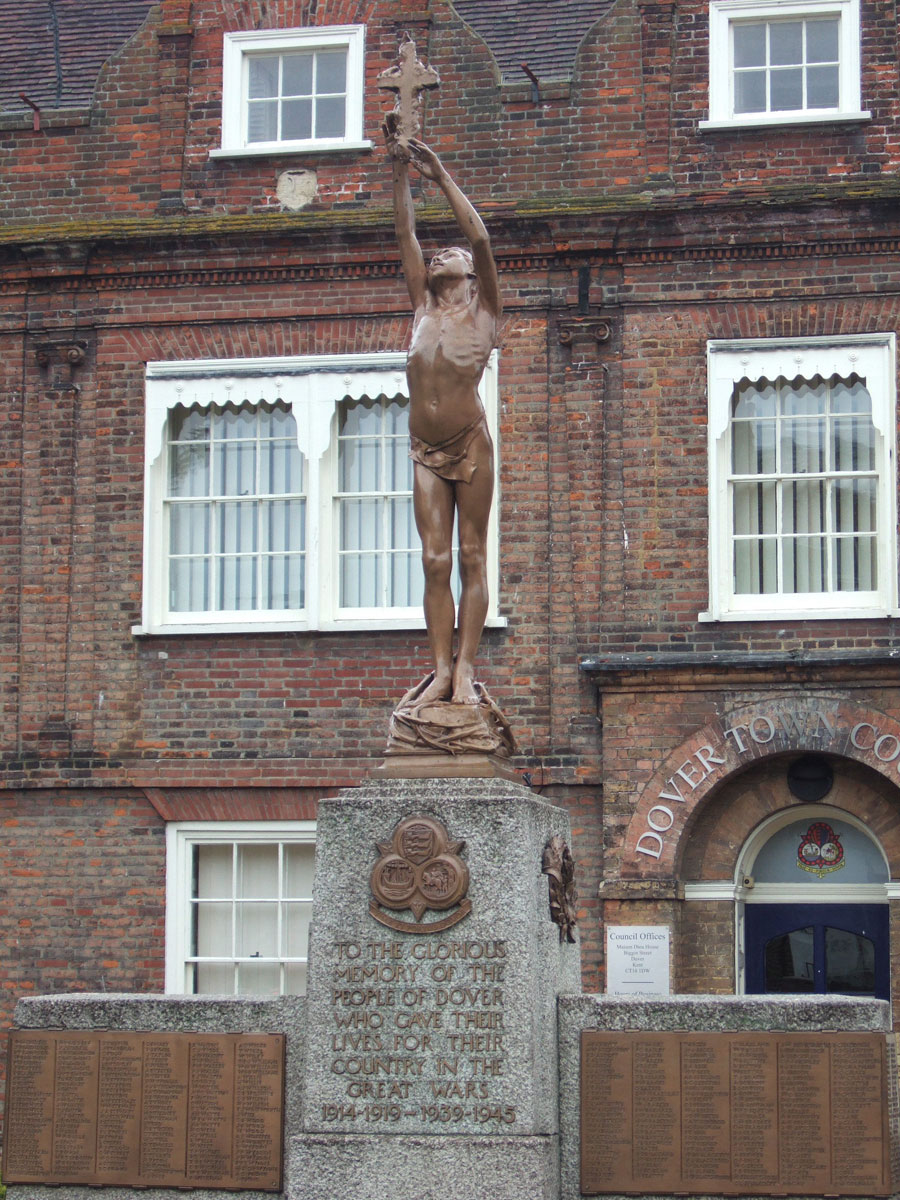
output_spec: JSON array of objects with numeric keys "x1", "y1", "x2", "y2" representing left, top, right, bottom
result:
[
  {"x1": 7, "y1": 993, "x2": 305, "y2": 1200},
  {"x1": 559, "y1": 994, "x2": 896, "y2": 1200}
]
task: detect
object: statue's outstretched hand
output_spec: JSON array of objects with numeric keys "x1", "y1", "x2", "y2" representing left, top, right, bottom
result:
[{"x1": 408, "y1": 138, "x2": 445, "y2": 183}]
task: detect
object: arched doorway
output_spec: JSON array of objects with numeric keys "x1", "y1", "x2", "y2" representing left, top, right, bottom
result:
[{"x1": 737, "y1": 804, "x2": 890, "y2": 1000}]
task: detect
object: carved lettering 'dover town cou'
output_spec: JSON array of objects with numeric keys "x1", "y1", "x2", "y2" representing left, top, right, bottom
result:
[{"x1": 630, "y1": 700, "x2": 900, "y2": 863}]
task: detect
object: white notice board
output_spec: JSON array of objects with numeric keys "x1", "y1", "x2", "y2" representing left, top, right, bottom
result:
[{"x1": 606, "y1": 926, "x2": 670, "y2": 995}]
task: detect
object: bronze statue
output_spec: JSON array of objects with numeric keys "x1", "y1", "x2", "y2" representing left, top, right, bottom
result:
[
  {"x1": 379, "y1": 39, "x2": 515, "y2": 763},
  {"x1": 383, "y1": 56, "x2": 501, "y2": 712}
]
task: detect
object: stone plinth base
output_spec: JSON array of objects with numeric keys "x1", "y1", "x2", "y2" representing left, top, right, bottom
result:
[
  {"x1": 288, "y1": 1133, "x2": 557, "y2": 1199},
  {"x1": 372, "y1": 750, "x2": 520, "y2": 780}
]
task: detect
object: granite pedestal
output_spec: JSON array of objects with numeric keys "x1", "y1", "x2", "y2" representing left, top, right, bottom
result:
[{"x1": 290, "y1": 776, "x2": 581, "y2": 1200}]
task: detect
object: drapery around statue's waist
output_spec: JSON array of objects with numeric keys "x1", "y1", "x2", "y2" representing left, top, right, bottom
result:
[{"x1": 408, "y1": 412, "x2": 488, "y2": 483}]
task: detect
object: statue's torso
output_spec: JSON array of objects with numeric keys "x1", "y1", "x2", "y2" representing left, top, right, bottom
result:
[{"x1": 407, "y1": 300, "x2": 495, "y2": 444}]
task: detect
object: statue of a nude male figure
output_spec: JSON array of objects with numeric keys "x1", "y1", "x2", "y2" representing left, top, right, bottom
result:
[{"x1": 390, "y1": 134, "x2": 501, "y2": 708}]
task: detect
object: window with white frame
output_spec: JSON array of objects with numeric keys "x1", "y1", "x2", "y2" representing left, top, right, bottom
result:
[
  {"x1": 704, "y1": 335, "x2": 897, "y2": 621},
  {"x1": 166, "y1": 823, "x2": 315, "y2": 996},
  {"x1": 214, "y1": 25, "x2": 369, "y2": 157},
  {"x1": 138, "y1": 353, "x2": 499, "y2": 634},
  {"x1": 702, "y1": 0, "x2": 868, "y2": 128}
]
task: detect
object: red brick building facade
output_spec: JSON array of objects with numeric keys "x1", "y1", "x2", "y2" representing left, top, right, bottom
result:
[{"x1": 2, "y1": 0, "x2": 900, "y2": 1137}]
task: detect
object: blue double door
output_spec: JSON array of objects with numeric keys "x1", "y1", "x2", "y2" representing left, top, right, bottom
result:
[{"x1": 745, "y1": 903, "x2": 890, "y2": 1000}]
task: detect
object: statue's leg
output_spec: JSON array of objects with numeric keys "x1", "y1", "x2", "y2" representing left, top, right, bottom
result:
[
  {"x1": 412, "y1": 462, "x2": 456, "y2": 704},
  {"x1": 452, "y1": 426, "x2": 494, "y2": 705}
]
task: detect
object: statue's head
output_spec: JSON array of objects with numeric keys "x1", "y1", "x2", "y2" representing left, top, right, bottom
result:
[{"x1": 428, "y1": 246, "x2": 475, "y2": 281}]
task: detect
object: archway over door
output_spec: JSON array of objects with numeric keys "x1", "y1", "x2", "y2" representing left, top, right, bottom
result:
[
  {"x1": 739, "y1": 805, "x2": 890, "y2": 1000},
  {"x1": 678, "y1": 753, "x2": 900, "y2": 1009}
]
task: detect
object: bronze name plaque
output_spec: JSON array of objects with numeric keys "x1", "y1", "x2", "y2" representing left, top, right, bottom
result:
[
  {"x1": 3, "y1": 1030, "x2": 284, "y2": 1191},
  {"x1": 581, "y1": 1032, "x2": 892, "y2": 1197}
]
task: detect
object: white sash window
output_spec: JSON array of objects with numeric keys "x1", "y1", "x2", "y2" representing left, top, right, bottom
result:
[
  {"x1": 704, "y1": 336, "x2": 897, "y2": 621},
  {"x1": 701, "y1": 0, "x2": 869, "y2": 129},
  {"x1": 165, "y1": 823, "x2": 316, "y2": 997},
  {"x1": 138, "y1": 354, "x2": 498, "y2": 634}
]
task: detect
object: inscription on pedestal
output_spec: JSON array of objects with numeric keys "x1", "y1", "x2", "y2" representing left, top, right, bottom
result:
[
  {"x1": 320, "y1": 936, "x2": 516, "y2": 1131},
  {"x1": 3, "y1": 1031, "x2": 284, "y2": 1191},
  {"x1": 581, "y1": 1032, "x2": 891, "y2": 1197}
]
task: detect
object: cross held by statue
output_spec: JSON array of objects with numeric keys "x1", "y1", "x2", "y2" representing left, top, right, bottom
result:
[{"x1": 377, "y1": 37, "x2": 440, "y2": 157}]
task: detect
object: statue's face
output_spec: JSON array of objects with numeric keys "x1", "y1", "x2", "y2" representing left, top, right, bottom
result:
[{"x1": 428, "y1": 247, "x2": 474, "y2": 282}]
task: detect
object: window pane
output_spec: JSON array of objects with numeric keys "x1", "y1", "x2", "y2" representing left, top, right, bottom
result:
[
  {"x1": 196, "y1": 843, "x2": 233, "y2": 897},
  {"x1": 261, "y1": 499, "x2": 304, "y2": 553},
  {"x1": 342, "y1": 552, "x2": 382, "y2": 608},
  {"x1": 784, "y1": 535, "x2": 826, "y2": 592},
  {"x1": 833, "y1": 415, "x2": 874, "y2": 472},
  {"x1": 833, "y1": 478, "x2": 876, "y2": 534},
  {"x1": 215, "y1": 440, "x2": 256, "y2": 496},
  {"x1": 770, "y1": 22, "x2": 802, "y2": 66},
  {"x1": 733, "y1": 481, "x2": 776, "y2": 535},
  {"x1": 340, "y1": 397, "x2": 381, "y2": 436},
  {"x1": 195, "y1": 902, "x2": 232, "y2": 957},
  {"x1": 341, "y1": 498, "x2": 383, "y2": 551},
  {"x1": 735, "y1": 70, "x2": 766, "y2": 113},
  {"x1": 237, "y1": 962, "x2": 281, "y2": 995},
  {"x1": 264, "y1": 552, "x2": 305, "y2": 610},
  {"x1": 734, "y1": 379, "x2": 776, "y2": 419},
  {"x1": 734, "y1": 23, "x2": 766, "y2": 67},
  {"x1": 770, "y1": 67, "x2": 803, "y2": 110},
  {"x1": 732, "y1": 419, "x2": 776, "y2": 474},
  {"x1": 282, "y1": 98, "x2": 312, "y2": 141},
  {"x1": 807, "y1": 19, "x2": 839, "y2": 63},
  {"x1": 831, "y1": 377, "x2": 871, "y2": 414},
  {"x1": 283, "y1": 901, "x2": 312, "y2": 957},
  {"x1": 807, "y1": 64, "x2": 839, "y2": 107},
  {"x1": 316, "y1": 49, "x2": 347, "y2": 93},
  {"x1": 170, "y1": 503, "x2": 210, "y2": 556},
  {"x1": 765, "y1": 928, "x2": 815, "y2": 992},
  {"x1": 391, "y1": 551, "x2": 421, "y2": 607},
  {"x1": 315, "y1": 96, "x2": 346, "y2": 139},
  {"x1": 235, "y1": 902, "x2": 278, "y2": 957},
  {"x1": 247, "y1": 99, "x2": 277, "y2": 143},
  {"x1": 836, "y1": 535, "x2": 877, "y2": 590},
  {"x1": 734, "y1": 536, "x2": 777, "y2": 593},
  {"x1": 196, "y1": 964, "x2": 235, "y2": 993},
  {"x1": 169, "y1": 444, "x2": 209, "y2": 497},
  {"x1": 284, "y1": 845, "x2": 315, "y2": 896},
  {"x1": 170, "y1": 557, "x2": 210, "y2": 611},
  {"x1": 237, "y1": 845, "x2": 278, "y2": 898},
  {"x1": 784, "y1": 479, "x2": 825, "y2": 534},
  {"x1": 216, "y1": 555, "x2": 256, "y2": 610},
  {"x1": 282, "y1": 53, "x2": 313, "y2": 96},
  {"x1": 784, "y1": 378, "x2": 825, "y2": 416},
  {"x1": 248, "y1": 56, "x2": 278, "y2": 99},
  {"x1": 825, "y1": 927, "x2": 875, "y2": 995}
]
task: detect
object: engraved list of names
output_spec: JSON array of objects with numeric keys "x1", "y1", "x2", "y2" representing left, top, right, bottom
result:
[
  {"x1": 3, "y1": 1030, "x2": 284, "y2": 1191},
  {"x1": 581, "y1": 1032, "x2": 892, "y2": 1197}
]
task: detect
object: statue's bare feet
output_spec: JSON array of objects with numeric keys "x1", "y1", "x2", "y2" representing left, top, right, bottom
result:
[
  {"x1": 451, "y1": 671, "x2": 480, "y2": 706},
  {"x1": 410, "y1": 669, "x2": 453, "y2": 708}
]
